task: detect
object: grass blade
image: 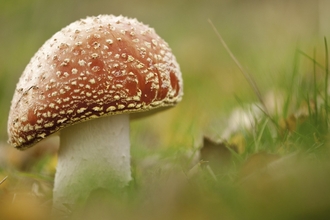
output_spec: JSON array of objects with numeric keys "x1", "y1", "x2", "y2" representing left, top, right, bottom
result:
[
  {"x1": 324, "y1": 37, "x2": 329, "y2": 131},
  {"x1": 0, "y1": 176, "x2": 8, "y2": 185},
  {"x1": 208, "y1": 19, "x2": 268, "y2": 115},
  {"x1": 313, "y1": 48, "x2": 318, "y2": 125}
]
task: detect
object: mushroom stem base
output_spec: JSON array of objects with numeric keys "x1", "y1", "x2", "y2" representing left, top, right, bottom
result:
[{"x1": 52, "y1": 114, "x2": 131, "y2": 216}]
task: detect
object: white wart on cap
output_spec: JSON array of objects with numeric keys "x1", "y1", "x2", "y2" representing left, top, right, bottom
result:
[{"x1": 7, "y1": 15, "x2": 183, "y2": 149}]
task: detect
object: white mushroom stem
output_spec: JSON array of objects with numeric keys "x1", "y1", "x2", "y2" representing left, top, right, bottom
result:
[{"x1": 52, "y1": 114, "x2": 131, "y2": 214}]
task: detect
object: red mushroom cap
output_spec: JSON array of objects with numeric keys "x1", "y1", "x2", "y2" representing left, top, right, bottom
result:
[{"x1": 7, "y1": 15, "x2": 183, "y2": 149}]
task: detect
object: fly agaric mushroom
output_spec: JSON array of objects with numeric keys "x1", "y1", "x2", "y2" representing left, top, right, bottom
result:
[{"x1": 7, "y1": 15, "x2": 183, "y2": 214}]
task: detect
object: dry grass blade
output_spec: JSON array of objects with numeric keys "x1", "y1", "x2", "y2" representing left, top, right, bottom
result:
[
  {"x1": 0, "y1": 176, "x2": 8, "y2": 185},
  {"x1": 208, "y1": 19, "x2": 269, "y2": 116},
  {"x1": 297, "y1": 49, "x2": 325, "y2": 70},
  {"x1": 324, "y1": 37, "x2": 329, "y2": 131}
]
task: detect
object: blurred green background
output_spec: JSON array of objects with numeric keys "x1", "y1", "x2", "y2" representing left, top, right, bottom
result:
[
  {"x1": 0, "y1": 0, "x2": 326, "y2": 148},
  {"x1": 2, "y1": 0, "x2": 330, "y2": 219}
]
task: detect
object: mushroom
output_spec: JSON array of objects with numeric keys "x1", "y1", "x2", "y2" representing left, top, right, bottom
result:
[{"x1": 7, "y1": 15, "x2": 183, "y2": 214}]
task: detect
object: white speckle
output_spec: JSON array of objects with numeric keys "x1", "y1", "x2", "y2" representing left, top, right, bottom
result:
[
  {"x1": 57, "y1": 118, "x2": 68, "y2": 124},
  {"x1": 21, "y1": 116, "x2": 27, "y2": 122},
  {"x1": 44, "y1": 122, "x2": 54, "y2": 128},
  {"x1": 92, "y1": 66, "x2": 101, "y2": 72},
  {"x1": 151, "y1": 39, "x2": 158, "y2": 46},
  {"x1": 106, "y1": 39, "x2": 113, "y2": 44},
  {"x1": 133, "y1": 96, "x2": 140, "y2": 101},
  {"x1": 35, "y1": 125, "x2": 41, "y2": 129},
  {"x1": 77, "y1": 107, "x2": 87, "y2": 113},
  {"x1": 146, "y1": 72, "x2": 154, "y2": 80},
  {"x1": 127, "y1": 55, "x2": 134, "y2": 62},
  {"x1": 136, "y1": 63, "x2": 144, "y2": 69},
  {"x1": 151, "y1": 101, "x2": 161, "y2": 106},
  {"x1": 63, "y1": 97, "x2": 70, "y2": 102},
  {"x1": 78, "y1": 60, "x2": 86, "y2": 66},
  {"x1": 38, "y1": 133, "x2": 47, "y2": 138},
  {"x1": 72, "y1": 68, "x2": 78, "y2": 74},
  {"x1": 93, "y1": 106, "x2": 103, "y2": 111},
  {"x1": 60, "y1": 58, "x2": 70, "y2": 66},
  {"x1": 89, "y1": 78, "x2": 96, "y2": 84},
  {"x1": 144, "y1": 41, "x2": 151, "y2": 48},
  {"x1": 128, "y1": 103, "x2": 136, "y2": 108},
  {"x1": 118, "y1": 104, "x2": 125, "y2": 109},
  {"x1": 18, "y1": 137, "x2": 25, "y2": 143},
  {"x1": 91, "y1": 53, "x2": 99, "y2": 59}
]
